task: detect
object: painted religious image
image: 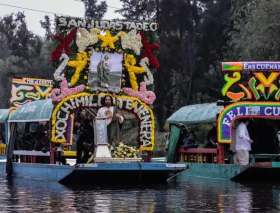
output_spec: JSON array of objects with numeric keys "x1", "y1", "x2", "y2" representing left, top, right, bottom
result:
[{"x1": 88, "y1": 52, "x2": 123, "y2": 93}]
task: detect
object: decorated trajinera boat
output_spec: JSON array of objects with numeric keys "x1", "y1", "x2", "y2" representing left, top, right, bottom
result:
[
  {"x1": 165, "y1": 61, "x2": 280, "y2": 182},
  {"x1": 0, "y1": 17, "x2": 186, "y2": 185}
]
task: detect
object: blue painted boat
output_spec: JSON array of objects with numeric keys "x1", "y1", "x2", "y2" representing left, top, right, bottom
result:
[
  {"x1": 0, "y1": 161, "x2": 186, "y2": 185},
  {"x1": 0, "y1": 100, "x2": 187, "y2": 185}
]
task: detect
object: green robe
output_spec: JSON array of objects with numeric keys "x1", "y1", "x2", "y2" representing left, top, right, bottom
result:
[{"x1": 97, "y1": 60, "x2": 110, "y2": 86}]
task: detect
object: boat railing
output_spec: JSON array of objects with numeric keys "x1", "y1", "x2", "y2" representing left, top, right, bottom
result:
[
  {"x1": 250, "y1": 154, "x2": 279, "y2": 163},
  {"x1": 13, "y1": 150, "x2": 50, "y2": 163},
  {"x1": 178, "y1": 148, "x2": 219, "y2": 163}
]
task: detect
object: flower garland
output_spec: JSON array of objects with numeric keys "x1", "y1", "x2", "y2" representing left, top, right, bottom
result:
[
  {"x1": 52, "y1": 93, "x2": 155, "y2": 151},
  {"x1": 140, "y1": 31, "x2": 160, "y2": 69},
  {"x1": 51, "y1": 92, "x2": 94, "y2": 143},
  {"x1": 110, "y1": 142, "x2": 140, "y2": 158},
  {"x1": 117, "y1": 29, "x2": 142, "y2": 55},
  {"x1": 50, "y1": 28, "x2": 77, "y2": 61},
  {"x1": 123, "y1": 82, "x2": 156, "y2": 104},
  {"x1": 139, "y1": 57, "x2": 154, "y2": 85},
  {"x1": 97, "y1": 30, "x2": 119, "y2": 49},
  {"x1": 124, "y1": 54, "x2": 146, "y2": 91},
  {"x1": 76, "y1": 28, "x2": 100, "y2": 52},
  {"x1": 50, "y1": 78, "x2": 85, "y2": 102},
  {"x1": 53, "y1": 54, "x2": 69, "y2": 81},
  {"x1": 68, "y1": 52, "x2": 89, "y2": 86}
]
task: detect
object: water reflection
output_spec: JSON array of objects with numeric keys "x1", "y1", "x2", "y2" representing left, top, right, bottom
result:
[{"x1": 0, "y1": 176, "x2": 279, "y2": 212}]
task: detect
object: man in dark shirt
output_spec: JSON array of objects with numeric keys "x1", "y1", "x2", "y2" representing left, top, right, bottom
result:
[
  {"x1": 74, "y1": 109, "x2": 86, "y2": 161},
  {"x1": 205, "y1": 122, "x2": 218, "y2": 148}
]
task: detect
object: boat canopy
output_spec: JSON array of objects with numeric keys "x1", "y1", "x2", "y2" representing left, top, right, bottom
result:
[
  {"x1": 0, "y1": 109, "x2": 9, "y2": 123},
  {"x1": 167, "y1": 103, "x2": 223, "y2": 124},
  {"x1": 8, "y1": 99, "x2": 54, "y2": 123}
]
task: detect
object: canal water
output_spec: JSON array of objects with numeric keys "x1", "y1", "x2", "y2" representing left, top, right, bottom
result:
[{"x1": 0, "y1": 175, "x2": 279, "y2": 212}]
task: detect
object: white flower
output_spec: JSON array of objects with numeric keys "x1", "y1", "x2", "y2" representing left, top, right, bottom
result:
[
  {"x1": 76, "y1": 28, "x2": 100, "y2": 52},
  {"x1": 139, "y1": 57, "x2": 154, "y2": 85},
  {"x1": 117, "y1": 29, "x2": 142, "y2": 55},
  {"x1": 53, "y1": 54, "x2": 69, "y2": 81}
]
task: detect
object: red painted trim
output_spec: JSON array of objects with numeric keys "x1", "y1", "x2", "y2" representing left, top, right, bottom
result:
[
  {"x1": 147, "y1": 151, "x2": 152, "y2": 162},
  {"x1": 50, "y1": 143, "x2": 54, "y2": 164}
]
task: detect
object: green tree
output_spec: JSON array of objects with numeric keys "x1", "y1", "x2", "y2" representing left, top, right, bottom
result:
[
  {"x1": 228, "y1": 0, "x2": 280, "y2": 61},
  {"x1": 81, "y1": 0, "x2": 108, "y2": 19},
  {"x1": 117, "y1": 0, "x2": 157, "y2": 20},
  {"x1": 0, "y1": 13, "x2": 53, "y2": 108}
]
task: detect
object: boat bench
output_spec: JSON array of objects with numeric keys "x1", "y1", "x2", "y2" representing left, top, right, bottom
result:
[
  {"x1": 250, "y1": 154, "x2": 279, "y2": 163},
  {"x1": 13, "y1": 151, "x2": 50, "y2": 163},
  {"x1": 178, "y1": 148, "x2": 218, "y2": 163}
]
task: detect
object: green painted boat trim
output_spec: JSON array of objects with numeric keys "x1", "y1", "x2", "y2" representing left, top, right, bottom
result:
[{"x1": 176, "y1": 163, "x2": 245, "y2": 180}]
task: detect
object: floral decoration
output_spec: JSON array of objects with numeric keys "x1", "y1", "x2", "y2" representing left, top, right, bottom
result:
[
  {"x1": 50, "y1": 78, "x2": 85, "y2": 102},
  {"x1": 110, "y1": 142, "x2": 140, "y2": 158},
  {"x1": 140, "y1": 31, "x2": 160, "y2": 69},
  {"x1": 97, "y1": 29, "x2": 119, "y2": 49},
  {"x1": 139, "y1": 57, "x2": 154, "y2": 85},
  {"x1": 51, "y1": 18, "x2": 160, "y2": 152},
  {"x1": 53, "y1": 54, "x2": 69, "y2": 81},
  {"x1": 76, "y1": 28, "x2": 100, "y2": 52},
  {"x1": 68, "y1": 52, "x2": 89, "y2": 86},
  {"x1": 117, "y1": 29, "x2": 142, "y2": 55},
  {"x1": 124, "y1": 54, "x2": 146, "y2": 90},
  {"x1": 50, "y1": 28, "x2": 77, "y2": 61},
  {"x1": 123, "y1": 82, "x2": 156, "y2": 104}
]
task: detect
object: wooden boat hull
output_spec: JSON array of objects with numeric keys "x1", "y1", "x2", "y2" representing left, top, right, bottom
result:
[
  {"x1": 0, "y1": 162, "x2": 187, "y2": 185},
  {"x1": 175, "y1": 162, "x2": 280, "y2": 181}
]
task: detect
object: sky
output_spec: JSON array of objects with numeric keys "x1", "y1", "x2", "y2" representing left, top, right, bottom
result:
[{"x1": 0, "y1": 0, "x2": 123, "y2": 36}]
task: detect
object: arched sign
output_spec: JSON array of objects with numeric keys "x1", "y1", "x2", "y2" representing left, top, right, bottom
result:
[
  {"x1": 51, "y1": 92, "x2": 155, "y2": 151},
  {"x1": 217, "y1": 101, "x2": 280, "y2": 143}
]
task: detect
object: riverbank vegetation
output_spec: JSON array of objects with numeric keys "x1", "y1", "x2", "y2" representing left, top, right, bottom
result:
[{"x1": 0, "y1": 0, "x2": 278, "y2": 134}]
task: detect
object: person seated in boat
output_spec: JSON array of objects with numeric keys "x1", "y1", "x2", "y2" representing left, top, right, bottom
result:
[
  {"x1": 205, "y1": 122, "x2": 218, "y2": 148},
  {"x1": 183, "y1": 131, "x2": 198, "y2": 150},
  {"x1": 37, "y1": 121, "x2": 49, "y2": 136},
  {"x1": 0, "y1": 132, "x2": 5, "y2": 144}
]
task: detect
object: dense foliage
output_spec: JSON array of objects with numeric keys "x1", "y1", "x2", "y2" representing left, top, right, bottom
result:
[{"x1": 0, "y1": 0, "x2": 279, "y2": 131}]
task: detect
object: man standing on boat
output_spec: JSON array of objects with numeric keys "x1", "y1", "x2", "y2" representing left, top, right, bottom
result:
[
  {"x1": 74, "y1": 109, "x2": 86, "y2": 160},
  {"x1": 235, "y1": 118, "x2": 253, "y2": 165},
  {"x1": 97, "y1": 95, "x2": 124, "y2": 145}
]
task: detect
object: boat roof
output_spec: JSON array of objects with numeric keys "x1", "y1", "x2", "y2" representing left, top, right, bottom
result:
[
  {"x1": 166, "y1": 102, "x2": 223, "y2": 124},
  {"x1": 8, "y1": 99, "x2": 54, "y2": 123},
  {"x1": 0, "y1": 109, "x2": 9, "y2": 123}
]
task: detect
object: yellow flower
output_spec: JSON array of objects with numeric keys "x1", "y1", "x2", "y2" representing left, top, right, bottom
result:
[
  {"x1": 93, "y1": 28, "x2": 99, "y2": 33},
  {"x1": 68, "y1": 52, "x2": 89, "y2": 86},
  {"x1": 105, "y1": 47, "x2": 108, "y2": 51},
  {"x1": 88, "y1": 50, "x2": 93, "y2": 55},
  {"x1": 120, "y1": 31, "x2": 126, "y2": 37},
  {"x1": 86, "y1": 86, "x2": 89, "y2": 90},
  {"x1": 118, "y1": 49, "x2": 122, "y2": 53},
  {"x1": 122, "y1": 79, "x2": 125, "y2": 83},
  {"x1": 97, "y1": 30, "x2": 119, "y2": 49},
  {"x1": 121, "y1": 155, "x2": 124, "y2": 158},
  {"x1": 96, "y1": 48, "x2": 99, "y2": 52},
  {"x1": 124, "y1": 54, "x2": 146, "y2": 90},
  {"x1": 84, "y1": 76, "x2": 88, "y2": 80},
  {"x1": 131, "y1": 102, "x2": 137, "y2": 109}
]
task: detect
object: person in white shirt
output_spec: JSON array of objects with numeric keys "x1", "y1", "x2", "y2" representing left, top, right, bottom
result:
[
  {"x1": 235, "y1": 118, "x2": 253, "y2": 165},
  {"x1": 97, "y1": 95, "x2": 124, "y2": 145}
]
